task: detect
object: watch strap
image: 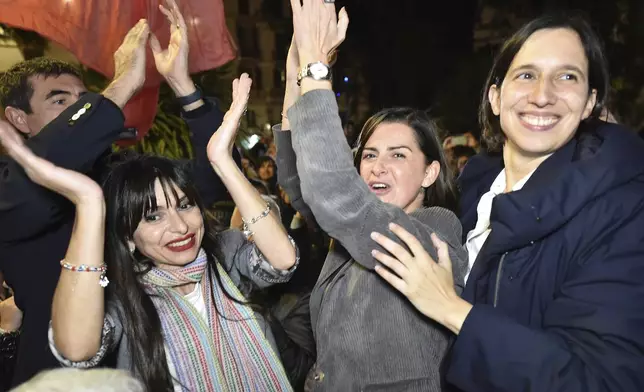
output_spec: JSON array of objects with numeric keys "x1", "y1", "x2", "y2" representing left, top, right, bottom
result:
[
  {"x1": 296, "y1": 65, "x2": 308, "y2": 86},
  {"x1": 176, "y1": 86, "x2": 203, "y2": 107},
  {"x1": 297, "y1": 62, "x2": 331, "y2": 86}
]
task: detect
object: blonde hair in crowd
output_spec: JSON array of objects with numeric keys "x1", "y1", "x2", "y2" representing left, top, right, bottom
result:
[{"x1": 11, "y1": 368, "x2": 144, "y2": 392}]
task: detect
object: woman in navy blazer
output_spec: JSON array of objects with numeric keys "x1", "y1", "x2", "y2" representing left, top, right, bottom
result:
[{"x1": 370, "y1": 14, "x2": 644, "y2": 392}]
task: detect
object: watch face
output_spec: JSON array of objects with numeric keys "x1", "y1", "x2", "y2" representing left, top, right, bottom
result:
[{"x1": 310, "y1": 63, "x2": 330, "y2": 79}]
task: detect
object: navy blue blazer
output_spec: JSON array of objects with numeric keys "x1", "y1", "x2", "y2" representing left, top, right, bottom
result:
[{"x1": 447, "y1": 122, "x2": 644, "y2": 392}]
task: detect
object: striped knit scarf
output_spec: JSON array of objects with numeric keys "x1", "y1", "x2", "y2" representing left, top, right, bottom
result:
[{"x1": 140, "y1": 249, "x2": 292, "y2": 392}]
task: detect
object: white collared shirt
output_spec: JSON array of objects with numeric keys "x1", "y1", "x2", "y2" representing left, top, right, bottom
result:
[{"x1": 464, "y1": 169, "x2": 535, "y2": 282}]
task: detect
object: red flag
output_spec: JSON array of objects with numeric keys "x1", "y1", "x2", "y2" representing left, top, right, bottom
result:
[{"x1": 0, "y1": 0, "x2": 237, "y2": 139}]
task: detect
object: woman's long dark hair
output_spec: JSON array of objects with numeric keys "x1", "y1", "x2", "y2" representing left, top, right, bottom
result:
[
  {"x1": 353, "y1": 108, "x2": 459, "y2": 213},
  {"x1": 100, "y1": 152, "x2": 256, "y2": 391}
]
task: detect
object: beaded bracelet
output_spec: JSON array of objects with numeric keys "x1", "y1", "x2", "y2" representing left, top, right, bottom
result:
[
  {"x1": 242, "y1": 203, "x2": 271, "y2": 238},
  {"x1": 60, "y1": 260, "x2": 110, "y2": 288}
]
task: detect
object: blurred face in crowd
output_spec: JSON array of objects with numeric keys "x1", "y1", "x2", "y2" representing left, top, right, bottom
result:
[
  {"x1": 258, "y1": 159, "x2": 275, "y2": 181},
  {"x1": 456, "y1": 155, "x2": 470, "y2": 175},
  {"x1": 8, "y1": 74, "x2": 87, "y2": 138},
  {"x1": 130, "y1": 180, "x2": 204, "y2": 270},
  {"x1": 488, "y1": 28, "x2": 597, "y2": 159},
  {"x1": 359, "y1": 122, "x2": 439, "y2": 213},
  {"x1": 266, "y1": 142, "x2": 277, "y2": 158}
]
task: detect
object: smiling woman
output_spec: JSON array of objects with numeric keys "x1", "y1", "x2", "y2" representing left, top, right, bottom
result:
[
  {"x1": 353, "y1": 108, "x2": 459, "y2": 214},
  {"x1": 0, "y1": 70, "x2": 298, "y2": 392},
  {"x1": 479, "y1": 15, "x2": 609, "y2": 158},
  {"x1": 89, "y1": 151, "x2": 296, "y2": 391},
  {"x1": 272, "y1": 2, "x2": 468, "y2": 389},
  {"x1": 358, "y1": 13, "x2": 644, "y2": 392},
  {"x1": 485, "y1": 27, "x2": 603, "y2": 181},
  {"x1": 128, "y1": 179, "x2": 206, "y2": 273},
  {"x1": 399, "y1": 14, "x2": 644, "y2": 392}
]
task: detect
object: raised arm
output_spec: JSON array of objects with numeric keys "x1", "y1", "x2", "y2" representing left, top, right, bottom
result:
[
  {"x1": 289, "y1": 89, "x2": 460, "y2": 269},
  {"x1": 287, "y1": 2, "x2": 467, "y2": 284},
  {"x1": 149, "y1": 0, "x2": 240, "y2": 206},
  {"x1": 274, "y1": 37, "x2": 316, "y2": 225},
  {"x1": 183, "y1": 100, "x2": 241, "y2": 206},
  {"x1": 0, "y1": 20, "x2": 149, "y2": 243},
  {"x1": 208, "y1": 74, "x2": 297, "y2": 272},
  {"x1": 0, "y1": 121, "x2": 106, "y2": 362}
]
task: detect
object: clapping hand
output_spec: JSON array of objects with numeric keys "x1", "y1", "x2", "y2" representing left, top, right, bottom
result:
[
  {"x1": 149, "y1": 0, "x2": 191, "y2": 92},
  {"x1": 207, "y1": 74, "x2": 252, "y2": 167},
  {"x1": 0, "y1": 121, "x2": 103, "y2": 205},
  {"x1": 113, "y1": 19, "x2": 150, "y2": 93},
  {"x1": 104, "y1": 19, "x2": 151, "y2": 108}
]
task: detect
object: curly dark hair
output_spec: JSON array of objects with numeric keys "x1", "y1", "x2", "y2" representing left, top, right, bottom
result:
[{"x1": 0, "y1": 57, "x2": 82, "y2": 112}]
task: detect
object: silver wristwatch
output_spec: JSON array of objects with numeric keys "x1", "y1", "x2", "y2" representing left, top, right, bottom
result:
[{"x1": 297, "y1": 62, "x2": 332, "y2": 86}]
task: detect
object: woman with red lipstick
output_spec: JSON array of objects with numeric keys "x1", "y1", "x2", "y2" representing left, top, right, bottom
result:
[
  {"x1": 368, "y1": 15, "x2": 644, "y2": 392},
  {"x1": 0, "y1": 71, "x2": 298, "y2": 392},
  {"x1": 13, "y1": 2, "x2": 298, "y2": 390},
  {"x1": 272, "y1": 2, "x2": 467, "y2": 390}
]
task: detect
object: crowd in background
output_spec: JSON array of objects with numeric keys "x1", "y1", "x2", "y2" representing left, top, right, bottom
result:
[{"x1": 1, "y1": 0, "x2": 644, "y2": 391}]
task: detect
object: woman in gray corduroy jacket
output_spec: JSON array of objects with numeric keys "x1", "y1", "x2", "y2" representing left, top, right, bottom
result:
[{"x1": 273, "y1": 3, "x2": 468, "y2": 390}]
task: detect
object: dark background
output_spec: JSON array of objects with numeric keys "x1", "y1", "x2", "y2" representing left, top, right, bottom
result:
[
  {"x1": 2, "y1": 0, "x2": 642, "y2": 150},
  {"x1": 319, "y1": 0, "x2": 644, "y2": 137}
]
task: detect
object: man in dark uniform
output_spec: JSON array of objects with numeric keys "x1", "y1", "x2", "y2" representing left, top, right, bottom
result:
[{"x1": 0, "y1": 5, "x2": 236, "y2": 387}]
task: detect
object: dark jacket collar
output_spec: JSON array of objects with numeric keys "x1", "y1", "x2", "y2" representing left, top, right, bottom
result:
[{"x1": 460, "y1": 122, "x2": 644, "y2": 254}]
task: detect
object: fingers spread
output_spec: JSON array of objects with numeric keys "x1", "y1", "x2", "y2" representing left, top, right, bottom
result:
[
  {"x1": 372, "y1": 249, "x2": 408, "y2": 279},
  {"x1": 431, "y1": 233, "x2": 453, "y2": 270},
  {"x1": 370, "y1": 231, "x2": 413, "y2": 266},
  {"x1": 389, "y1": 223, "x2": 426, "y2": 259},
  {"x1": 159, "y1": 4, "x2": 174, "y2": 23},
  {"x1": 324, "y1": 0, "x2": 338, "y2": 25},
  {"x1": 375, "y1": 265, "x2": 407, "y2": 295}
]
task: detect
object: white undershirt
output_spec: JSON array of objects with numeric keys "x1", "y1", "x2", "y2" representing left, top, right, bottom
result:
[
  {"x1": 464, "y1": 169, "x2": 535, "y2": 282},
  {"x1": 167, "y1": 282, "x2": 207, "y2": 392}
]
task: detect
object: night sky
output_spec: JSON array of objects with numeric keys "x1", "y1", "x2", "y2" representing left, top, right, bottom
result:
[{"x1": 325, "y1": 0, "x2": 643, "y2": 135}]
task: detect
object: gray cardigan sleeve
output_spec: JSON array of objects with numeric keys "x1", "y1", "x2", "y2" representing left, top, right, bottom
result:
[
  {"x1": 288, "y1": 90, "x2": 466, "y2": 290},
  {"x1": 273, "y1": 125, "x2": 316, "y2": 225},
  {"x1": 215, "y1": 229, "x2": 299, "y2": 290}
]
